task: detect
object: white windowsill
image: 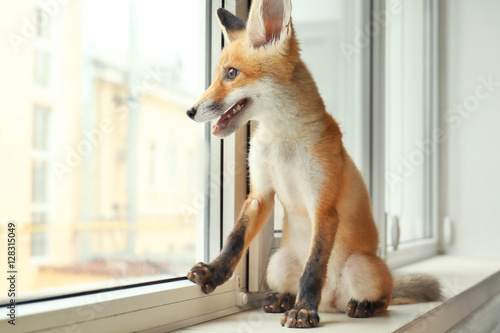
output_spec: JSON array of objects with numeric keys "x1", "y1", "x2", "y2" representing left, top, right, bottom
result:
[
  {"x1": 174, "y1": 255, "x2": 500, "y2": 333},
  {"x1": 5, "y1": 278, "x2": 240, "y2": 333}
]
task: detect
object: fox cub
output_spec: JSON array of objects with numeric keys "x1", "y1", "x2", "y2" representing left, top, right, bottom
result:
[{"x1": 186, "y1": 0, "x2": 441, "y2": 328}]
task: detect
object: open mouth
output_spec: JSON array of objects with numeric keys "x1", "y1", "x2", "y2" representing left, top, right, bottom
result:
[{"x1": 212, "y1": 98, "x2": 249, "y2": 135}]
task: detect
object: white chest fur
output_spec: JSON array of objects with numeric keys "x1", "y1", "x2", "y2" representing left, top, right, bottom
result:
[{"x1": 249, "y1": 125, "x2": 324, "y2": 220}]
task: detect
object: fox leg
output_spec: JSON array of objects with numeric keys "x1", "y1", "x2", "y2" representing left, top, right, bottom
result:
[
  {"x1": 341, "y1": 253, "x2": 393, "y2": 318},
  {"x1": 187, "y1": 192, "x2": 274, "y2": 294},
  {"x1": 281, "y1": 211, "x2": 338, "y2": 328},
  {"x1": 264, "y1": 246, "x2": 302, "y2": 313}
]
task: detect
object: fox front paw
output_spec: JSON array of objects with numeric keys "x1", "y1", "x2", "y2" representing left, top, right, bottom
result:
[
  {"x1": 281, "y1": 308, "x2": 320, "y2": 328},
  {"x1": 187, "y1": 262, "x2": 218, "y2": 294},
  {"x1": 187, "y1": 262, "x2": 226, "y2": 294}
]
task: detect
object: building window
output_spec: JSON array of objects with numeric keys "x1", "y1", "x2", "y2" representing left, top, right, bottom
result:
[
  {"x1": 35, "y1": 7, "x2": 52, "y2": 41},
  {"x1": 32, "y1": 211, "x2": 49, "y2": 257},
  {"x1": 33, "y1": 5, "x2": 53, "y2": 90},
  {"x1": 32, "y1": 105, "x2": 52, "y2": 258}
]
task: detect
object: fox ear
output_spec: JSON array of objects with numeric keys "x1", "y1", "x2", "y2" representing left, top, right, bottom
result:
[
  {"x1": 217, "y1": 8, "x2": 246, "y2": 44},
  {"x1": 246, "y1": 0, "x2": 292, "y2": 48}
]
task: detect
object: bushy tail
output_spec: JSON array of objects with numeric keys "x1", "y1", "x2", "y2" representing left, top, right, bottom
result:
[{"x1": 391, "y1": 273, "x2": 443, "y2": 305}]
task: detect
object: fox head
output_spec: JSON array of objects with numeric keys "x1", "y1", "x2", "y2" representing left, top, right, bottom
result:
[{"x1": 186, "y1": 0, "x2": 300, "y2": 138}]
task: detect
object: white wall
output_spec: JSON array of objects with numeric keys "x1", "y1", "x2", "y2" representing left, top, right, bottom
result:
[{"x1": 439, "y1": 0, "x2": 500, "y2": 256}]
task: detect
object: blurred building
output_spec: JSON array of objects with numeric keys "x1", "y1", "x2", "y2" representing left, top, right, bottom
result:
[{"x1": 0, "y1": 0, "x2": 199, "y2": 296}]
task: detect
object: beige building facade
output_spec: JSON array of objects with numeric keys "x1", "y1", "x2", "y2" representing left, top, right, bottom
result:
[{"x1": 0, "y1": 0, "x2": 199, "y2": 298}]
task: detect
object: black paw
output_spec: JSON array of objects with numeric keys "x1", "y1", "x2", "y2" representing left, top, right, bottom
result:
[
  {"x1": 263, "y1": 292, "x2": 296, "y2": 313},
  {"x1": 187, "y1": 262, "x2": 225, "y2": 294},
  {"x1": 281, "y1": 308, "x2": 320, "y2": 328},
  {"x1": 346, "y1": 299, "x2": 378, "y2": 318}
]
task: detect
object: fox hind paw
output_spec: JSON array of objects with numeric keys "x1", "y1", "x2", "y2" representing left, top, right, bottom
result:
[
  {"x1": 346, "y1": 299, "x2": 381, "y2": 318},
  {"x1": 263, "y1": 292, "x2": 296, "y2": 313}
]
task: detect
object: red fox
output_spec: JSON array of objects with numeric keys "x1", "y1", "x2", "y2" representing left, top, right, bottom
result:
[{"x1": 186, "y1": 0, "x2": 441, "y2": 328}]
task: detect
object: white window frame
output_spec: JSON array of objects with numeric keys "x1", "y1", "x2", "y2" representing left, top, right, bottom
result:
[{"x1": 372, "y1": 0, "x2": 440, "y2": 268}]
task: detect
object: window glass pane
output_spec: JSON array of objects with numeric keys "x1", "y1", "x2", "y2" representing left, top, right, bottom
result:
[
  {"x1": 294, "y1": 0, "x2": 368, "y2": 173},
  {"x1": 385, "y1": 0, "x2": 431, "y2": 247},
  {"x1": 274, "y1": 0, "x2": 369, "y2": 232},
  {"x1": 32, "y1": 160, "x2": 48, "y2": 203},
  {"x1": 0, "y1": 0, "x2": 208, "y2": 302},
  {"x1": 32, "y1": 212, "x2": 48, "y2": 257},
  {"x1": 33, "y1": 105, "x2": 50, "y2": 151},
  {"x1": 34, "y1": 49, "x2": 51, "y2": 88},
  {"x1": 35, "y1": 7, "x2": 51, "y2": 41}
]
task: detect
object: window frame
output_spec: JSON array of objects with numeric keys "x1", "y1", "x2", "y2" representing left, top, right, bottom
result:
[
  {"x1": 370, "y1": 0, "x2": 388, "y2": 260},
  {"x1": 374, "y1": 0, "x2": 440, "y2": 268}
]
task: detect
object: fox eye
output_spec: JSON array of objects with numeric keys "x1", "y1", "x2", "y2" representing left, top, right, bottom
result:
[{"x1": 227, "y1": 67, "x2": 240, "y2": 80}]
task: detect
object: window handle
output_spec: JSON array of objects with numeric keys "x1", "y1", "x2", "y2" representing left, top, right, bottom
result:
[{"x1": 391, "y1": 215, "x2": 400, "y2": 251}]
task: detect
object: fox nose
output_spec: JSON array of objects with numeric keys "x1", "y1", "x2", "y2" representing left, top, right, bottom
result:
[{"x1": 186, "y1": 106, "x2": 197, "y2": 120}]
